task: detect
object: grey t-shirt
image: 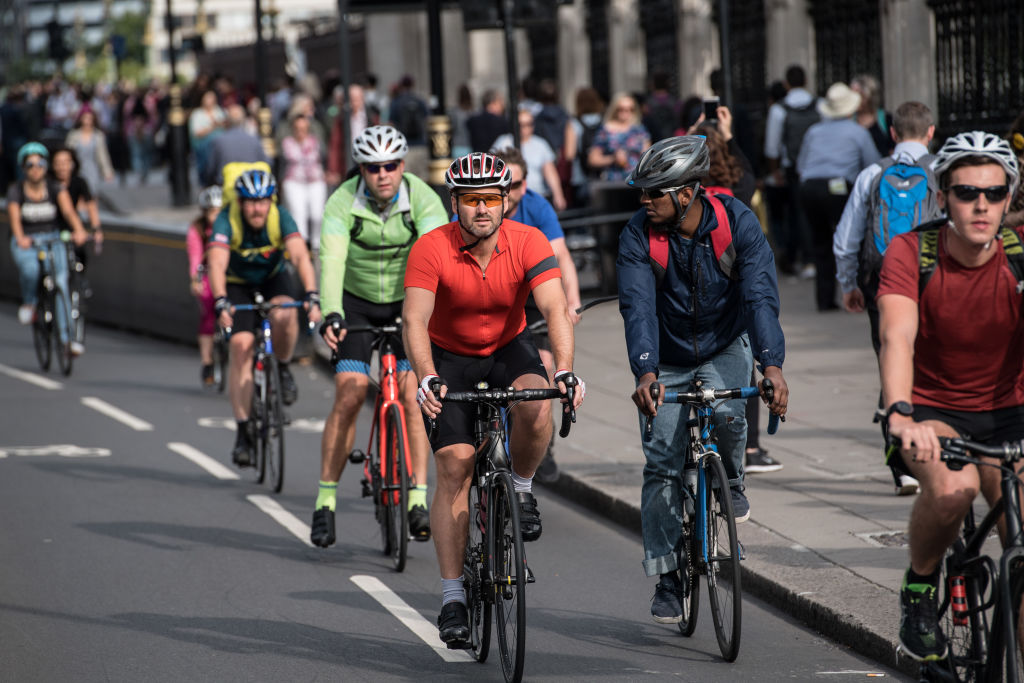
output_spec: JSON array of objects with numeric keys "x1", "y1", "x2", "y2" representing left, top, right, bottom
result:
[{"x1": 7, "y1": 180, "x2": 63, "y2": 235}]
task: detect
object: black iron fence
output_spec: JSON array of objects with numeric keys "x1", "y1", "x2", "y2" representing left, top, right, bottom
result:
[
  {"x1": 639, "y1": 0, "x2": 679, "y2": 96},
  {"x1": 808, "y1": 0, "x2": 882, "y2": 95},
  {"x1": 929, "y1": 0, "x2": 1024, "y2": 137},
  {"x1": 584, "y1": 0, "x2": 611, "y2": 101}
]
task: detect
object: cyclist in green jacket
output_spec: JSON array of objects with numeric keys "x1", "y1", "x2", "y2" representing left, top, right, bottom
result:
[{"x1": 312, "y1": 125, "x2": 449, "y2": 547}]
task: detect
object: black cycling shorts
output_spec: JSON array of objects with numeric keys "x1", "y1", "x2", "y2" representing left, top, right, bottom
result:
[
  {"x1": 226, "y1": 267, "x2": 300, "y2": 334},
  {"x1": 888, "y1": 403, "x2": 1024, "y2": 469},
  {"x1": 429, "y1": 329, "x2": 548, "y2": 450},
  {"x1": 334, "y1": 292, "x2": 410, "y2": 375}
]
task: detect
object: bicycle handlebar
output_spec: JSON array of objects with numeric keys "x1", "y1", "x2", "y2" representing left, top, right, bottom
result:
[
  {"x1": 643, "y1": 379, "x2": 782, "y2": 442},
  {"x1": 526, "y1": 295, "x2": 618, "y2": 333},
  {"x1": 441, "y1": 387, "x2": 575, "y2": 438},
  {"x1": 223, "y1": 298, "x2": 311, "y2": 337}
]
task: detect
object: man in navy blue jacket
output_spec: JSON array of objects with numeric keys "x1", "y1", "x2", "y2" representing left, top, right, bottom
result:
[{"x1": 617, "y1": 135, "x2": 789, "y2": 624}]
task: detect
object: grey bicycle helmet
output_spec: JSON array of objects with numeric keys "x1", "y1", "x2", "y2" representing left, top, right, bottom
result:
[
  {"x1": 934, "y1": 131, "x2": 1020, "y2": 195},
  {"x1": 352, "y1": 125, "x2": 409, "y2": 164},
  {"x1": 198, "y1": 185, "x2": 223, "y2": 210},
  {"x1": 626, "y1": 135, "x2": 710, "y2": 191}
]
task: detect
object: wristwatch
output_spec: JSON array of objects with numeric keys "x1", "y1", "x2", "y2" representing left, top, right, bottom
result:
[{"x1": 886, "y1": 401, "x2": 914, "y2": 419}]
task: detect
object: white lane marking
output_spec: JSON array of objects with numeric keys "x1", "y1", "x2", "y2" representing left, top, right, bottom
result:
[
  {"x1": 168, "y1": 442, "x2": 239, "y2": 480},
  {"x1": 198, "y1": 416, "x2": 325, "y2": 432},
  {"x1": 0, "y1": 362, "x2": 63, "y2": 390},
  {"x1": 350, "y1": 575, "x2": 474, "y2": 663},
  {"x1": 81, "y1": 397, "x2": 154, "y2": 431},
  {"x1": 0, "y1": 444, "x2": 111, "y2": 458},
  {"x1": 247, "y1": 494, "x2": 315, "y2": 548},
  {"x1": 816, "y1": 672, "x2": 886, "y2": 677}
]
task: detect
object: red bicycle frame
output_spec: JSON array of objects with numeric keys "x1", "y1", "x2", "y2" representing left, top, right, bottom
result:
[{"x1": 362, "y1": 334, "x2": 414, "y2": 506}]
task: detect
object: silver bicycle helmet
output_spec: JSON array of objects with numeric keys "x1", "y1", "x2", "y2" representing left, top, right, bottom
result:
[
  {"x1": 934, "y1": 131, "x2": 1020, "y2": 195},
  {"x1": 444, "y1": 152, "x2": 512, "y2": 191},
  {"x1": 352, "y1": 125, "x2": 409, "y2": 164},
  {"x1": 198, "y1": 185, "x2": 223, "y2": 210},
  {"x1": 626, "y1": 135, "x2": 710, "y2": 191}
]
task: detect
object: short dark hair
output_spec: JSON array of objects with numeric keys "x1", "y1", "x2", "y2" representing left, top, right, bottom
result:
[
  {"x1": 891, "y1": 101, "x2": 933, "y2": 140},
  {"x1": 493, "y1": 147, "x2": 527, "y2": 177},
  {"x1": 768, "y1": 80, "x2": 787, "y2": 103},
  {"x1": 652, "y1": 71, "x2": 672, "y2": 92},
  {"x1": 785, "y1": 65, "x2": 807, "y2": 89}
]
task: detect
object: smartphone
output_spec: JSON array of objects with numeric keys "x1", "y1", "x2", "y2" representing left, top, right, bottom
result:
[{"x1": 703, "y1": 97, "x2": 720, "y2": 124}]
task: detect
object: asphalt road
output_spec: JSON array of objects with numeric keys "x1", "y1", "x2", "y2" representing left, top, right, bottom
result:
[{"x1": 0, "y1": 303, "x2": 908, "y2": 682}]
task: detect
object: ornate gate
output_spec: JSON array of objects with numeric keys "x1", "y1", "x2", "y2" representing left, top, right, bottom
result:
[{"x1": 808, "y1": 0, "x2": 882, "y2": 94}]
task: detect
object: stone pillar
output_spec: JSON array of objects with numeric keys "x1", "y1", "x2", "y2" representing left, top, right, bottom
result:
[
  {"x1": 558, "y1": 1, "x2": 590, "y2": 111},
  {"x1": 440, "y1": 8, "x2": 470, "y2": 109},
  {"x1": 364, "y1": 13, "x2": 431, "y2": 103},
  {"x1": 879, "y1": 0, "x2": 937, "y2": 113},
  {"x1": 764, "y1": 0, "x2": 816, "y2": 86},
  {"x1": 608, "y1": 0, "x2": 646, "y2": 97},
  {"x1": 677, "y1": 0, "x2": 717, "y2": 98}
]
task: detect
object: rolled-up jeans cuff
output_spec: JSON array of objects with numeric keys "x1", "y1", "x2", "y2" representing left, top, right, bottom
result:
[{"x1": 642, "y1": 553, "x2": 678, "y2": 577}]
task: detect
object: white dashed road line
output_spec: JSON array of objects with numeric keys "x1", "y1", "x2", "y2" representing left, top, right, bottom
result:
[
  {"x1": 0, "y1": 362, "x2": 63, "y2": 390},
  {"x1": 81, "y1": 397, "x2": 154, "y2": 431},
  {"x1": 247, "y1": 494, "x2": 315, "y2": 548},
  {"x1": 168, "y1": 442, "x2": 239, "y2": 480},
  {"x1": 350, "y1": 575, "x2": 475, "y2": 663}
]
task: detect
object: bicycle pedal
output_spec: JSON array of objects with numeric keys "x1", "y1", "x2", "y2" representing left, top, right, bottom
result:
[
  {"x1": 445, "y1": 639, "x2": 473, "y2": 650},
  {"x1": 348, "y1": 449, "x2": 366, "y2": 464}
]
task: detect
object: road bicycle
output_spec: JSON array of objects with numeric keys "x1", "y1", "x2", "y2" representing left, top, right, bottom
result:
[
  {"x1": 912, "y1": 437, "x2": 1024, "y2": 683},
  {"x1": 341, "y1": 320, "x2": 419, "y2": 572},
  {"x1": 228, "y1": 295, "x2": 305, "y2": 493},
  {"x1": 440, "y1": 383, "x2": 576, "y2": 683},
  {"x1": 64, "y1": 236, "x2": 87, "y2": 350},
  {"x1": 31, "y1": 232, "x2": 76, "y2": 376},
  {"x1": 645, "y1": 378, "x2": 780, "y2": 662}
]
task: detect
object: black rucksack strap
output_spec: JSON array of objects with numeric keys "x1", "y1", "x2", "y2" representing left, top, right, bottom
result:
[{"x1": 918, "y1": 223, "x2": 1024, "y2": 297}]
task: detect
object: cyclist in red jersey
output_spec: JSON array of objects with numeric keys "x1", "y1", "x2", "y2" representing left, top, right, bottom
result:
[
  {"x1": 402, "y1": 152, "x2": 585, "y2": 648},
  {"x1": 879, "y1": 131, "x2": 1024, "y2": 663}
]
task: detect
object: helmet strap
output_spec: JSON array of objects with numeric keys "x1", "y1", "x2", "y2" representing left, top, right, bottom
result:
[{"x1": 672, "y1": 183, "x2": 700, "y2": 232}]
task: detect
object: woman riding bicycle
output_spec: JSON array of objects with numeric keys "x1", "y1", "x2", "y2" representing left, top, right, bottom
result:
[
  {"x1": 7, "y1": 142, "x2": 89, "y2": 354},
  {"x1": 187, "y1": 185, "x2": 224, "y2": 387}
]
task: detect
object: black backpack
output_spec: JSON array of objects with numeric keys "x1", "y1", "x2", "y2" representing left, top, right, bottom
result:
[{"x1": 780, "y1": 101, "x2": 820, "y2": 164}]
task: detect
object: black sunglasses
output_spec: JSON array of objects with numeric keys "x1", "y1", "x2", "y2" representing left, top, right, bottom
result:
[
  {"x1": 364, "y1": 161, "x2": 400, "y2": 174},
  {"x1": 640, "y1": 185, "x2": 688, "y2": 200},
  {"x1": 949, "y1": 184, "x2": 1010, "y2": 202},
  {"x1": 510, "y1": 180, "x2": 525, "y2": 190}
]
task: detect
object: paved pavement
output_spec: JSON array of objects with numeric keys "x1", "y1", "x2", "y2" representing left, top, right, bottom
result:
[{"x1": 121, "y1": 182, "x2": 957, "y2": 677}]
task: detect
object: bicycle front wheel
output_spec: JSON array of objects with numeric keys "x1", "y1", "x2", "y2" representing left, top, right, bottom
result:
[
  {"x1": 988, "y1": 555, "x2": 1024, "y2": 683},
  {"x1": 53, "y1": 289, "x2": 73, "y2": 376},
  {"x1": 489, "y1": 471, "x2": 527, "y2": 683},
  {"x1": 704, "y1": 453, "x2": 741, "y2": 662},
  {"x1": 384, "y1": 403, "x2": 410, "y2": 572},
  {"x1": 677, "y1": 507, "x2": 701, "y2": 637},
  {"x1": 464, "y1": 480, "x2": 492, "y2": 662},
  {"x1": 252, "y1": 369, "x2": 267, "y2": 483},
  {"x1": 938, "y1": 538, "x2": 989, "y2": 683},
  {"x1": 32, "y1": 288, "x2": 52, "y2": 372},
  {"x1": 263, "y1": 357, "x2": 286, "y2": 493}
]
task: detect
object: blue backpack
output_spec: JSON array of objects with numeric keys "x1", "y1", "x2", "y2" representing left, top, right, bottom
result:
[{"x1": 860, "y1": 154, "x2": 941, "y2": 273}]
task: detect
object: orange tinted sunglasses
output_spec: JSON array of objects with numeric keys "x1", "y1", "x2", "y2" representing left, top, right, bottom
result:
[{"x1": 458, "y1": 193, "x2": 504, "y2": 208}]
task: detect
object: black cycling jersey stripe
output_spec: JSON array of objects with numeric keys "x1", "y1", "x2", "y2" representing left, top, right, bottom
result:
[{"x1": 525, "y1": 255, "x2": 558, "y2": 282}]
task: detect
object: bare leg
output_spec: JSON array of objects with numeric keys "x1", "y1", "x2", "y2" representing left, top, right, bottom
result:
[
  {"x1": 320, "y1": 372, "x2": 369, "y2": 481},
  {"x1": 198, "y1": 334, "x2": 214, "y2": 365},
  {"x1": 228, "y1": 333, "x2": 255, "y2": 421},
  {"x1": 400, "y1": 370, "x2": 430, "y2": 488},
  {"x1": 431, "y1": 444, "x2": 476, "y2": 579},
  {"x1": 509, "y1": 373, "x2": 552, "y2": 479}
]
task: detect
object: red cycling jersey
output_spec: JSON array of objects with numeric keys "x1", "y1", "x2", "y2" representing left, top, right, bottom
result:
[
  {"x1": 877, "y1": 224, "x2": 1024, "y2": 411},
  {"x1": 404, "y1": 219, "x2": 561, "y2": 356}
]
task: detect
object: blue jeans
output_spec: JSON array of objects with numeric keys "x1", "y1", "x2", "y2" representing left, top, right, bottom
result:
[
  {"x1": 638, "y1": 334, "x2": 753, "y2": 576},
  {"x1": 10, "y1": 232, "x2": 71, "y2": 343}
]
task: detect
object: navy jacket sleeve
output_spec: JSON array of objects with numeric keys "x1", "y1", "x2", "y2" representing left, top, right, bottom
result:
[
  {"x1": 616, "y1": 210, "x2": 661, "y2": 379},
  {"x1": 730, "y1": 204, "x2": 785, "y2": 369}
]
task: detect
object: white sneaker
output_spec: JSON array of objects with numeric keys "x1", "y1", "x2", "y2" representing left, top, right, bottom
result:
[
  {"x1": 896, "y1": 474, "x2": 919, "y2": 496},
  {"x1": 70, "y1": 341, "x2": 85, "y2": 357},
  {"x1": 17, "y1": 304, "x2": 34, "y2": 325},
  {"x1": 798, "y1": 264, "x2": 817, "y2": 279}
]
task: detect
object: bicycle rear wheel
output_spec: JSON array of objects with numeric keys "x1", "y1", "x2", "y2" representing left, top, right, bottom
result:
[
  {"x1": 53, "y1": 290, "x2": 73, "y2": 376},
  {"x1": 704, "y1": 453, "x2": 741, "y2": 662},
  {"x1": 32, "y1": 287, "x2": 52, "y2": 372},
  {"x1": 464, "y1": 480, "x2": 492, "y2": 662},
  {"x1": 677, "y1": 507, "x2": 701, "y2": 637},
  {"x1": 489, "y1": 471, "x2": 527, "y2": 683},
  {"x1": 383, "y1": 403, "x2": 410, "y2": 572},
  {"x1": 263, "y1": 357, "x2": 286, "y2": 493},
  {"x1": 938, "y1": 538, "x2": 990, "y2": 683}
]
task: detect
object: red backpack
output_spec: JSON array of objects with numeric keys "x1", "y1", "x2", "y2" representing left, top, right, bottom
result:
[{"x1": 647, "y1": 189, "x2": 737, "y2": 287}]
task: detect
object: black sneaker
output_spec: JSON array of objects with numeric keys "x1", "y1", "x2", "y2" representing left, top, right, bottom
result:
[
  {"x1": 517, "y1": 492, "x2": 542, "y2": 542},
  {"x1": 232, "y1": 423, "x2": 254, "y2": 467},
  {"x1": 310, "y1": 507, "x2": 336, "y2": 548},
  {"x1": 651, "y1": 573, "x2": 683, "y2": 624},
  {"x1": 899, "y1": 581, "x2": 948, "y2": 661},
  {"x1": 279, "y1": 363, "x2": 298, "y2": 405},
  {"x1": 534, "y1": 447, "x2": 560, "y2": 484},
  {"x1": 745, "y1": 447, "x2": 783, "y2": 473},
  {"x1": 408, "y1": 505, "x2": 431, "y2": 541},
  {"x1": 437, "y1": 602, "x2": 471, "y2": 649}
]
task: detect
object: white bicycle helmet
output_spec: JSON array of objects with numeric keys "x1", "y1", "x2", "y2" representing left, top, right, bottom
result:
[
  {"x1": 352, "y1": 125, "x2": 409, "y2": 164},
  {"x1": 444, "y1": 152, "x2": 512, "y2": 191},
  {"x1": 198, "y1": 185, "x2": 223, "y2": 210},
  {"x1": 934, "y1": 130, "x2": 1020, "y2": 195}
]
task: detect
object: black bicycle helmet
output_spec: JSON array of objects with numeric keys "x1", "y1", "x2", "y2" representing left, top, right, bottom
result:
[{"x1": 626, "y1": 135, "x2": 710, "y2": 191}]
